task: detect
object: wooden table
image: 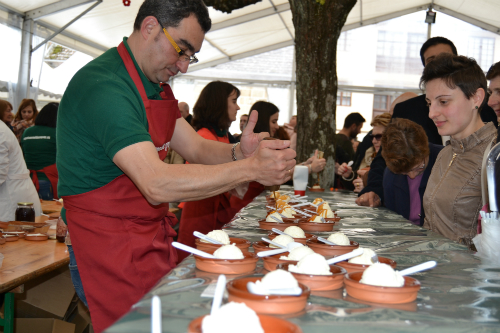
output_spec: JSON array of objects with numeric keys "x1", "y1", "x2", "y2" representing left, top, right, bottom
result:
[{"x1": 0, "y1": 239, "x2": 69, "y2": 333}]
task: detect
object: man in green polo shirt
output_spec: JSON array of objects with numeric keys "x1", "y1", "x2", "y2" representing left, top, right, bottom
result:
[{"x1": 56, "y1": 0, "x2": 296, "y2": 331}]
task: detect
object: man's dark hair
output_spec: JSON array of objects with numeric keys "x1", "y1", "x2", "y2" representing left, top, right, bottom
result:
[
  {"x1": 134, "y1": 0, "x2": 211, "y2": 33},
  {"x1": 420, "y1": 54, "x2": 487, "y2": 112},
  {"x1": 249, "y1": 101, "x2": 279, "y2": 134},
  {"x1": 486, "y1": 61, "x2": 500, "y2": 81},
  {"x1": 343, "y1": 112, "x2": 366, "y2": 129},
  {"x1": 192, "y1": 81, "x2": 240, "y2": 132},
  {"x1": 419, "y1": 36, "x2": 457, "y2": 67},
  {"x1": 35, "y1": 103, "x2": 59, "y2": 128}
]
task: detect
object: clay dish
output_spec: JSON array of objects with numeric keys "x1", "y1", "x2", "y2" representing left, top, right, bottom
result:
[
  {"x1": 268, "y1": 232, "x2": 314, "y2": 245},
  {"x1": 261, "y1": 254, "x2": 298, "y2": 271},
  {"x1": 195, "y1": 237, "x2": 251, "y2": 254},
  {"x1": 344, "y1": 271, "x2": 420, "y2": 304},
  {"x1": 226, "y1": 276, "x2": 310, "y2": 315},
  {"x1": 258, "y1": 220, "x2": 297, "y2": 231},
  {"x1": 3, "y1": 231, "x2": 26, "y2": 239},
  {"x1": 277, "y1": 263, "x2": 347, "y2": 291},
  {"x1": 188, "y1": 314, "x2": 303, "y2": 333},
  {"x1": 194, "y1": 252, "x2": 258, "y2": 274},
  {"x1": 252, "y1": 241, "x2": 274, "y2": 254},
  {"x1": 306, "y1": 239, "x2": 359, "y2": 257},
  {"x1": 336, "y1": 256, "x2": 397, "y2": 274},
  {"x1": 308, "y1": 188, "x2": 325, "y2": 192},
  {"x1": 297, "y1": 221, "x2": 335, "y2": 232},
  {"x1": 3, "y1": 235, "x2": 18, "y2": 242},
  {"x1": 25, "y1": 234, "x2": 49, "y2": 241}
]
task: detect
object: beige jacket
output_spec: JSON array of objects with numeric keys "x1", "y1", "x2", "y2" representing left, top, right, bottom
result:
[{"x1": 423, "y1": 122, "x2": 496, "y2": 243}]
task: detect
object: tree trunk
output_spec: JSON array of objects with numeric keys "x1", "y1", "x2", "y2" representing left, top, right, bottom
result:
[{"x1": 289, "y1": 0, "x2": 356, "y2": 189}]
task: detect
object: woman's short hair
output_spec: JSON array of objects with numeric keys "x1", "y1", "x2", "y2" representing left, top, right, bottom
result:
[
  {"x1": 381, "y1": 119, "x2": 430, "y2": 174},
  {"x1": 420, "y1": 54, "x2": 488, "y2": 112},
  {"x1": 370, "y1": 112, "x2": 391, "y2": 128},
  {"x1": 0, "y1": 100, "x2": 13, "y2": 123},
  {"x1": 35, "y1": 103, "x2": 59, "y2": 128},
  {"x1": 192, "y1": 81, "x2": 240, "y2": 132},
  {"x1": 15, "y1": 99, "x2": 38, "y2": 122},
  {"x1": 248, "y1": 101, "x2": 279, "y2": 134}
]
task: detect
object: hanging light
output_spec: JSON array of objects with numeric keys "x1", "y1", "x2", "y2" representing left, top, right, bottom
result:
[{"x1": 425, "y1": 9, "x2": 436, "y2": 24}]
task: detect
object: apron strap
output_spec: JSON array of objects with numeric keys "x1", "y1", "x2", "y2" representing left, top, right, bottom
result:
[{"x1": 117, "y1": 42, "x2": 149, "y2": 103}]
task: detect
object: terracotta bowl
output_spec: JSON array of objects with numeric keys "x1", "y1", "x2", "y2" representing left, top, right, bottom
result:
[
  {"x1": 3, "y1": 235, "x2": 18, "y2": 242},
  {"x1": 297, "y1": 221, "x2": 335, "y2": 232},
  {"x1": 344, "y1": 271, "x2": 420, "y2": 304},
  {"x1": 25, "y1": 234, "x2": 49, "y2": 241},
  {"x1": 195, "y1": 237, "x2": 251, "y2": 254},
  {"x1": 226, "y1": 276, "x2": 310, "y2": 315},
  {"x1": 306, "y1": 239, "x2": 359, "y2": 257},
  {"x1": 188, "y1": 314, "x2": 303, "y2": 333},
  {"x1": 277, "y1": 263, "x2": 347, "y2": 291},
  {"x1": 252, "y1": 241, "x2": 274, "y2": 254},
  {"x1": 262, "y1": 254, "x2": 298, "y2": 271},
  {"x1": 336, "y1": 256, "x2": 397, "y2": 274},
  {"x1": 3, "y1": 231, "x2": 26, "y2": 239},
  {"x1": 268, "y1": 232, "x2": 315, "y2": 245},
  {"x1": 258, "y1": 220, "x2": 297, "y2": 231},
  {"x1": 194, "y1": 252, "x2": 258, "y2": 274},
  {"x1": 308, "y1": 188, "x2": 325, "y2": 192}
]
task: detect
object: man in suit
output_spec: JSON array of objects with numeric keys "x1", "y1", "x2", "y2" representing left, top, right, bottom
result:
[{"x1": 356, "y1": 37, "x2": 498, "y2": 207}]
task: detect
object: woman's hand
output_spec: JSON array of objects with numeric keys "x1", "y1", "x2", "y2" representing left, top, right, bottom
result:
[
  {"x1": 336, "y1": 162, "x2": 352, "y2": 178},
  {"x1": 310, "y1": 149, "x2": 326, "y2": 173},
  {"x1": 353, "y1": 177, "x2": 364, "y2": 193}
]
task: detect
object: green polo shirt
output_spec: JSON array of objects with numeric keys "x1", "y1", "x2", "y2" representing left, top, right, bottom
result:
[
  {"x1": 21, "y1": 126, "x2": 57, "y2": 181},
  {"x1": 57, "y1": 37, "x2": 163, "y2": 200}
]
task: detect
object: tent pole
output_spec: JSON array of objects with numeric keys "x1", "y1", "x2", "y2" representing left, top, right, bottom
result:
[
  {"x1": 427, "y1": 22, "x2": 432, "y2": 39},
  {"x1": 17, "y1": 18, "x2": 33, "y2": 106}
]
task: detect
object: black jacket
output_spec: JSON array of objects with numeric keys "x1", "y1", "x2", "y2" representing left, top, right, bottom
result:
[{"x1": 383, "y1": 143, "x2": 443, "y2": 226}]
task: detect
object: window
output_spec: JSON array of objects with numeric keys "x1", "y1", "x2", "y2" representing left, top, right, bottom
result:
[
  {"x1": 337, "y1": 91, "x2": 351, "y2": 106},
  {"x1": 376, "y1": 31, "x2": 426, "y2": 74},
  {"x1": 373, "y1": 95, "x2": 393, "y2": 118},
  {"x1": 337, "y1": 31, "x2": 351, "y2": 52},
  {"x1": 467, "y1": 37, "x2": 495, "y2": 71}
]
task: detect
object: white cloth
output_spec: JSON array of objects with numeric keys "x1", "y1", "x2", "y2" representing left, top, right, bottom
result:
[{"x1": 0, "y1": 121, "x2": 41, "y2": 222}]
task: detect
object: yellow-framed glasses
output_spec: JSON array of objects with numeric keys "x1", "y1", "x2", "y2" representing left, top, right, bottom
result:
[{"x1": 158, "y1": 21, "x2": 198, "y2": 64}]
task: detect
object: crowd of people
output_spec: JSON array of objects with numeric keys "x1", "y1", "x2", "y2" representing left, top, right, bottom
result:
[{"x1": 1, "y1": 0, "x2": 500, "y2": 331}]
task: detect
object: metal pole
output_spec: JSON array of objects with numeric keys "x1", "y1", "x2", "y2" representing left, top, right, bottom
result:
[
  {"x1": 427, "y1": 22, "x2": 432, "y2": 40},
  {"x1": 17, "y1": 18, "x2": 33, "y2": 106}
]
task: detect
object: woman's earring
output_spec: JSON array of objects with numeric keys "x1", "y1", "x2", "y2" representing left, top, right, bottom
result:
[{"x1": 475, "y1": 106, "x2": 479, "y2": 110}]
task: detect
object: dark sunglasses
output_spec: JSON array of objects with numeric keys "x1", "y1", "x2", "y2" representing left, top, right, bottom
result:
[{"x1": 370, "y1": 134, "x2": 383, "y2": 141}]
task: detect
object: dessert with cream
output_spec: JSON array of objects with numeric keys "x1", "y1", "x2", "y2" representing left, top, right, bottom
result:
[
  {"x1": 201, "y1": 301, "x2": 264, "y2": 333},
  {"x1": 266, "y1": 211, "x2": 283, "y2": 223},
  {"x1": 308, "y1": 215, "x2": 325, "y2": 223},
  {"x1": 288, "y1": 253, "x2": 332, "y2": 275},
  {"x1": 201, "y1": 230, "x2": 230, "y2": 244},
  {"x1": 348, "y1": 247, "x2": 376, "y2": 265},
  {"x1": 280, "y1": 246, "x2": 314, "y2": 261},
  {"x1": 326, "y1": 232, "x2": 350, "y2": 245},
  {"x1": 269, "y1": 234, "x2": 294, "y2": 248},
  {"x1": 312, "y1": 198, "x2": 324, "y2": 205},
  {"x1": 311, "y1": 184, "x2": 322, "y2": 189},
  {"x1": 317, "y1": 202, "x2": 332, "y2": 212},
  {"x1": 359, "y1": 262, "x2": 404, "y2": 287},
  {"x1": 283, "y1": 226, "x2": 306, "y2": 238},
  {"x1": 278, "y1": 207, "x2": 294, "y2": 218},
  {"x1": 278, "y1": 194, "x2": 291, "y2": 203},
  {"x1": 256, "y1": 269, "x2": 299, "y2": 290},
  {"x1": 318, "y1": 208, "x2": 335, "y2": 218},
  {"x1": 213, "y1": 244, "x2": 244, "y2": 259}
]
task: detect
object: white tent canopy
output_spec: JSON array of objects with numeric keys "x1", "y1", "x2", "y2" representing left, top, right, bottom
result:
[{"x1": 2, "y1": 0, "x2": 500, "y2": 101}]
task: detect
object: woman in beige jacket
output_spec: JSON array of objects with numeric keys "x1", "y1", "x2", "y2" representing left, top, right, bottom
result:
[{"x1": 422, "y1": 54, "x2": 497, "y2": 247}]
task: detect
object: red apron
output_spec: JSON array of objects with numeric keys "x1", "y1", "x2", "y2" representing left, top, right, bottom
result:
[
  {"x1": 63, "y1": 42, "x2": 180, "y2": 333},
  {"x1": 30, "y1": 163, "x2": 59, "y2": 199}
]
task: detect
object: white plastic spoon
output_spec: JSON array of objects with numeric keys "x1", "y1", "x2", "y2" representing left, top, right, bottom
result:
[
  {"x1": 172, "y1": 242, "x2": 216, "y2": 259},
  {"x1": 247, "y1": 281, "x2": 302, "y2": 296},
  {"x1": 151, "y1": 295, "x2": 161, "y2": 333},
  {"x1": 399, "y1": 261, "x2": 437, "y2": 276},
  {"x1": 261, "y1": 237, "x2": 286, "y2": 249},
  {"x1": 293, "y1": 209, "x2": 313, "y2": 217},
  {"x1": 371, "y1": 253, "x2": 379, "y2": 264},
  {"x1": 211, "y1": 274, "x2": 226, "y2": 315},
  {"x1": 317, "y1": 236, "x2": 337, "y2": 246},
  {"x1": 326, "y1": 248, "x2": 364, "y2": 265},
  {"x1": 291, "y1": 203, "x2": 310, "y2": 208},
  {"x1": 347, "y1": 161, "x2": 354, "y2": 167},
  {"x1": 271, "y1": 228, "x2": 289, "y2": 236},
  {"x1": 193, "y1": 231, "x2": 223, "y2": 245},
  {"x1": 257, "y1": 242, "x2": 304, "y2": 257}
]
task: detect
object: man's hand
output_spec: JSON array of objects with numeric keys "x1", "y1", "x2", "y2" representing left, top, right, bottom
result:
[
  {"x1": 249, "y1": 139, "x2": 296, "y2": 186},
  {"x1": 239, "y1": 111, "x2": 267, "y2": 158},
  {"x1": 310, "y1": 150, "x2": 326, "y2": 173},
  {"x1": 355, "y1": 191, "x2": 381, "y2": 207}
]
